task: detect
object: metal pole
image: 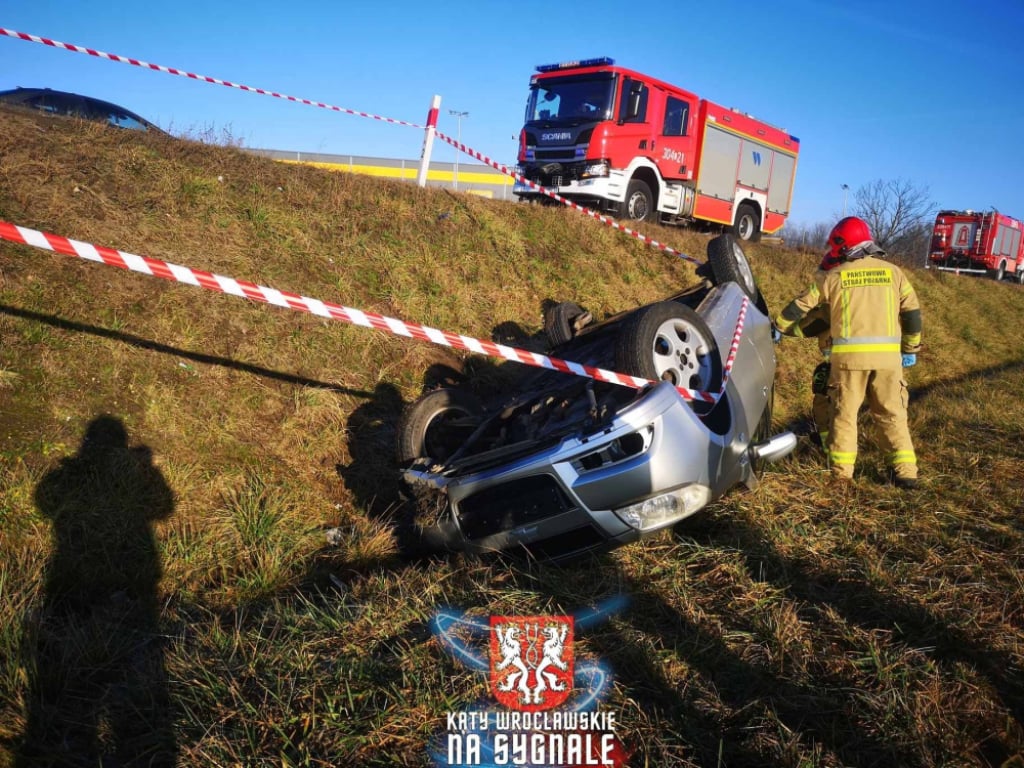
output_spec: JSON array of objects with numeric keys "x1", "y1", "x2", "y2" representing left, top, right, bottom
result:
[
  {"x1": 449, "y1": 109, "x2": 468, "y2": 191},
  {"x1": 418, "y1": 95, "x2": 442, "y2": 188}
]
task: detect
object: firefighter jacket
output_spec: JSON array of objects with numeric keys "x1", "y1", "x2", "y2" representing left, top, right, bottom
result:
[
  {"x1": 774, "y1": 270, "x2": 831, "y2": 355},
  {"x1": 776, "y1": 255, "x2": 922, "y2": 371}
]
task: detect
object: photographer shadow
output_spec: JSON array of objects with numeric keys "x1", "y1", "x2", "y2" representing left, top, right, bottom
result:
[{"x1": 18, "y1": 415, "x2": 177, "y2": 768}]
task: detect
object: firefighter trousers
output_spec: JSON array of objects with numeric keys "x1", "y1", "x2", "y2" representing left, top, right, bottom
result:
[
  {"x1": 828, "y1": 368, "x2": 917, "y2": 480},
  {"x1": 811, "y1": 362, "x2": 832, "y2": 448}
]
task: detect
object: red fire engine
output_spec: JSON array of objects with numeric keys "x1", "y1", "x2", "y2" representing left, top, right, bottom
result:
[
  {"x1": 513, "y1": 57, "x2": 800, "y2": 241},
  {"x1": 927, "y1": 209, "x2": 1024, "y2": 283}
]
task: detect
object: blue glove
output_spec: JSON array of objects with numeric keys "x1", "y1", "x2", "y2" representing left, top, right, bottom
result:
[
  {"x1": 771, "y1": 326, "x2": 782, "y2": 344},
  {"x1": 902, "y1": 354, "x2": 917, "y2": 368}
]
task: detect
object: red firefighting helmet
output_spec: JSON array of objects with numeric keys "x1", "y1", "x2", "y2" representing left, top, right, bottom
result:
[{"x1": 827, "y1": 216, "x2": 873, "y2": 260}]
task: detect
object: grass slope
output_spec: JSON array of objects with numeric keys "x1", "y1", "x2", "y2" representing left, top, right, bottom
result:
[{"x1": 1, "y1": 109, "x2": 1022, "y2": 767}]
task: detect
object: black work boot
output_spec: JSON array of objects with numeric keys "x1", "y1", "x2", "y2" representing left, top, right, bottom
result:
[{"x1": 889, "y1": 469, "x2": 919, "y2": 490}]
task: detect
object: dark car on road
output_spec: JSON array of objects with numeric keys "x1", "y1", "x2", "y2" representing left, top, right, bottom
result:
[{"x1": 0, "y1": 86, "x2": 164, "y2": 134}]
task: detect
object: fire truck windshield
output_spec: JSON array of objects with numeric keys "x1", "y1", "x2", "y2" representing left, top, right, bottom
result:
[{"x1": 525, "y1": 74, "x2": 616, "y2": 124}]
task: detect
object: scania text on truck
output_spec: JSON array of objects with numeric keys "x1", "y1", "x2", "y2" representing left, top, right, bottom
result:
[
  {"x1": 513, "y1": 58, "x2": 800, "y2": 241},
  {"x1": 927, "y1": 209, "x2": 1024, "y2": 283}
]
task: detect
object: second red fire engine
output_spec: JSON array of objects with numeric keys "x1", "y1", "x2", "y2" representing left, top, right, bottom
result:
[{"x1": 927, "y1": 209, "x2": 1024, "y2": 283}]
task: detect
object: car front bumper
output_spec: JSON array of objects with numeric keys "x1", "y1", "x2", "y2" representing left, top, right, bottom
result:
[{"x1": 404, "y1": 380, "x2": 731, "y2": 559}]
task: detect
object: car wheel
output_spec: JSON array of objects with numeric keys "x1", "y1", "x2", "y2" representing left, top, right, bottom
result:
[
  {"x1": 396, "y1": 387, "x2": 483, "y2": 464},
  {"x1": 706, "y1": 233, "x2": 759, "y2": 301},
  {"x1": 615, "y1": 302, "x2": 723, "y2": 410},
  {"x1": 544, "y1": 301, "x2": 591, "y2": 347},
  {"x1": 733, "y1": 203, "x2": 761, "y2": 242},
  {"x1": 624, "y1": 178, "x2": 654, "y2": 222}
]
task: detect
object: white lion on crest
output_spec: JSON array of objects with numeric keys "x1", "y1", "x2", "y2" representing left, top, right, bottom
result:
[
  {"x1": 531, "y1": 623, "x2": 569, "y2": 704},
  {"x1": 494, "y1": 624, "x2": 531, "y2": 703}
]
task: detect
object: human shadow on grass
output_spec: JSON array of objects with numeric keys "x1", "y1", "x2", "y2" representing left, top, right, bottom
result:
[
  {"x1": 17, "y1": 415, "x2": 177, "y2": 768},
  {"x1": 0, "y1": 304, "x2": 375, "y2": 398},
  {"x1": 678, "y1": 512, "x2": 1023, "y2": 767}
]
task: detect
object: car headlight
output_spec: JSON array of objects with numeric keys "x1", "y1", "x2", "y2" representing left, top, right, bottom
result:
[
  {"x1": 614, "y1": 484, "x2": 711, "y2": 532},
  {"x1": 581, "y1": 160, "x2": 609, "y2": 178}
]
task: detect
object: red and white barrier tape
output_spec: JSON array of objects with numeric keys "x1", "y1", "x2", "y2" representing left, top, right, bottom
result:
[
  {"x1": 0, "y1": 27, "x2": 422, "y2": 130},
  {"x1": 0, "y1": 221, "x2": 746, "y2": 402},
  {"x1": 721, "y1": 297, "x2": 748, "y2": 383},
  {"x1": 434, "y1": 131, "x2": 703, "y2": 267}
]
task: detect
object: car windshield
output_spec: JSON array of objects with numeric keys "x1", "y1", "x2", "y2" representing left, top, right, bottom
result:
[{"x1": 525, "y1": 74, "x2": 616, "y2": 123}]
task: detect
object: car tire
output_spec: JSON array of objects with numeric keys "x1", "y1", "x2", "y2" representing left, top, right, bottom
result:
[
  {"x1": 624, "y1": 178, "x2": 654, "y2": 222},
  {"x1": 705, "y1": 233, "x2": 760, "y2": 301},
  {"x1": 993, "y1": 260, "x2": 1007, "y2": 282},
  {"x1": 733, "y1": 203, "x2": 761, "y2": 242},
  {"x1": 396, "y1": 387, "x2": 483, "y2": 464},
  {"x1": 615, "y1": 301, "x2": 723, "y2": 410},
  {"x1": 1017, "y1": 266, "x2": 1024, "y2": 285},
  {"x1": 544, "y1": 301, "x2": 591, "y2": 347}
]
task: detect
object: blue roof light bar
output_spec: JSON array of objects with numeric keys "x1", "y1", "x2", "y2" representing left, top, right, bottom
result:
[{"x1": 535, "y1": 57, "x2": 614, "y2": 73}]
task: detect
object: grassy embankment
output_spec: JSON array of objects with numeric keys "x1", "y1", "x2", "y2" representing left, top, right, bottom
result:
[{"x1": 1, "y1": 109, "x2": 1022, "y2": 767}]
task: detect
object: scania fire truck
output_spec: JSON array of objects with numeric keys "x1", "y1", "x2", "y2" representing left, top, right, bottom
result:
[
  {"x1": 513, "y1": 58, "x2": 800, "y2": 241},
  {"x1": 927, "y1": 209, "x2": 1024, "y2": 283}
]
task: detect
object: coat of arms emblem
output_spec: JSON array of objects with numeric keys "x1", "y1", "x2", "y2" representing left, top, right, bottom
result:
[{"x1": 489, "y1": 615, "x2": 574, "y2": 711}]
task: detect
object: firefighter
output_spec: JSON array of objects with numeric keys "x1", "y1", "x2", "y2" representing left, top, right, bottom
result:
[
  {"x1": 775, "y1": 217, "x2": 923, "y2": 487},
  {"x1": 774, "y1": 250, "x2": 841, "y2": 447}
]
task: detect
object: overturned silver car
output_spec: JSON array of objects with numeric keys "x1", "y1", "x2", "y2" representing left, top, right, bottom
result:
[{"x1": 396, "y1": 235, "x2": 796, "y2": 560}]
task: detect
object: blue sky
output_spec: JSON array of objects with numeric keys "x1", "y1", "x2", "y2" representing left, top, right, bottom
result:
[{"x1": 3, "y1": 0, "x2": 1024, "y2": 227}]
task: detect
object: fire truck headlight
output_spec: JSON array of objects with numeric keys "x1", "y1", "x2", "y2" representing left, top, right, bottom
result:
[{"x1": 581, "y1": 161, "x2": 610, "y2": 178}]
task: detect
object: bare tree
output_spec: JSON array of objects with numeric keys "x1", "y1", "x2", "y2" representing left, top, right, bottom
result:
[
  {"x1": 852, "y1": 178, "x2": 935, "y2": 251},
  {"x1": 778, "y1": 221, "x2": 832, "y2": 254},
  {"x1": 886, "y1": 220, "x2": 934, "y2": 268}
]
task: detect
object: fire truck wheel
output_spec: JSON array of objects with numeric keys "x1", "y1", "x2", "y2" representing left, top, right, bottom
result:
[
  {"x1": 733, "y1": 203, "x2": 762, "y2": 242},
  {"x1": 1017, "y1": 267, "x2": 1024, "y2": 285},
  {"x1": 993, "y1": 261, "x2": 1007, "y2": 282},
  {"x1": 624, "y1": 179, "x2": 654, "y2": 222},
  {"x1": 615, "y1": 301, "x2": 722, "y2": 413},
  {"x1": 396, "y1": 388, "x2": 484, "y2": 465}
]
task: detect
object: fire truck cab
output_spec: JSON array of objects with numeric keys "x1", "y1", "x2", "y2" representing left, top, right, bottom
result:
[{"x1": 513, "y1": 58, "x2": 800, "y2": 241}]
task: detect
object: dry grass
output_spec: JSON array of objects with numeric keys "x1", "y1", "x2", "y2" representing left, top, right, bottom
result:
[{"x1": 1, "y1": 107, "x2": 1023, "y2": 767}]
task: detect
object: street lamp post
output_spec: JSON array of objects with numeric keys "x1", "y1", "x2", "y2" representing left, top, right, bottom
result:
[
  {"x1": 449, "y1": 109, "x2": 469, "y2": 191},
  {"x1": 841, "y1": 184, "x2": 850, "y2": 217}
]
